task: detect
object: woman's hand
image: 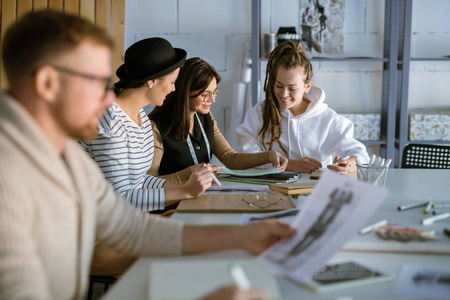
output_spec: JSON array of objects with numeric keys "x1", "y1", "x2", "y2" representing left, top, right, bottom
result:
[
  {"x1": 268, "y1": 150, "x2": 288, "y2": 172},
  {"x1": 183, "y1": 164, "x2": 213, "y2": 197},
  {"x1": 287, "y1": 157, "x2": 322, "y2": 173},
  {"x1": 327, "y1": 156, "x2": 355, "y2": 174}
]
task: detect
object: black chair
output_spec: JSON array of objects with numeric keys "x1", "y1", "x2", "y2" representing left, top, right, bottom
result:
[
  {"x1": 86, "y1": 276, "x2": 117, "y2": 300},
  {"x1": 401, "y1": 143, "x2": 450, "y2": 169}
]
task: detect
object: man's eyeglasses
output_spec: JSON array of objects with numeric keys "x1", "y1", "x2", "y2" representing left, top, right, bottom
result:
[
  {"x1": 52, "y1": 65, "x2": 112, "y2": 95},
  {"x1": 200, "y1": 87, "x2": 221, "y2": 102}
]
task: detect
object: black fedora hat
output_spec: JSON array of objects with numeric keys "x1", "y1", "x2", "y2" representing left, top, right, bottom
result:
[{"x1": 116, "y1": 37, "x2": 187, "y2": 83}]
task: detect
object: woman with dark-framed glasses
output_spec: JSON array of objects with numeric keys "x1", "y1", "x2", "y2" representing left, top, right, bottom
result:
[
  {"x1": 79, "y1": 38, "x2": 215, "y2": 213},
  {"x1": 148, "y1": 57, "x2": 288, "y2": 184}
]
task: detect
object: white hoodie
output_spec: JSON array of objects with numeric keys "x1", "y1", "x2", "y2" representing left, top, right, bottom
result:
[{"x1": 237, "y1": 86, "x2": 370, "y2": 166}]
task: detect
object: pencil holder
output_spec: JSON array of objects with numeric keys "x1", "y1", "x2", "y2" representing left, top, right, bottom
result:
[{"x1": 356, "y1": 164, "x2": 388, "y2": 187}]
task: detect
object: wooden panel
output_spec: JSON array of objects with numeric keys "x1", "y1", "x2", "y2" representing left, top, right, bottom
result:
[
  {"x1": 48, "y1": 0, "x2": 63, "y2": 11},
  {"x1": 33, "y1": 0, "x2": 48, "y2": 11},
  {"x1": 1, "y1": 0, "x2": 17, "y2": 88},
  {"x1": 64, "y1": 0, "x2": 79, "y2": 16},
  {"x1": 95, "y1": 0, "x2": 111, "y2": 33},
  {"x1": 17, "y1": 0, "x2": 33, "y2": 17},
  {"x1": 111, "y1": 0, "x2": 124, "y2": 83},
  {"x1": 80, "y1": 0, "x2": 94, "y2": 22}
]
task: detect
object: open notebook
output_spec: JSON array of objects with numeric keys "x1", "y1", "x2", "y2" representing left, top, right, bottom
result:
[{"x1": 148, "y1": 258, "x2": 282, "y2": 300}]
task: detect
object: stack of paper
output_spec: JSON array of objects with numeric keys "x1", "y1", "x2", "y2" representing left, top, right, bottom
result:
[{"x1": 217, "y1": 167, "x2": 301, "y2": 185}]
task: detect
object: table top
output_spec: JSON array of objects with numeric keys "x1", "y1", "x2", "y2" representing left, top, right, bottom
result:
[{"x1": 103, "y1": 169, "x2": 450, "y2": 300}]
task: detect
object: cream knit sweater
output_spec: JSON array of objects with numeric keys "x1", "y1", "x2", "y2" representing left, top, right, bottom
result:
[{"x1": 0, "y1": 91, "x2": 184, "y2": 300}]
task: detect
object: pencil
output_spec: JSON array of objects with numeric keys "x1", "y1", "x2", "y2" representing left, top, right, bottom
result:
[{"x1": 397, "y1": 201, "x2": 429, "y2": 211}]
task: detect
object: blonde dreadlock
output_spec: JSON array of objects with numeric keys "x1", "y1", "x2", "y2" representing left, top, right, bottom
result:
[{"x1": 255, "y1": 40, "x2": 313, "y2": 156}]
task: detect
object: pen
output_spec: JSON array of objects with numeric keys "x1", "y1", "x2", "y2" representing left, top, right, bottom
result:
[
  {"x1": 204, "y1": 163, "x2": 221, "y2": 186},
  {"x1": 423, "y1": 201, "x2": 433, "y2": 214},
  {"x1": 397, "y1": 201, "x2": 429, "y2": 211},
  {"x1": 421, "y1": 212, "x2": 450, "y2": 225},
  {"x1": 332, "y1": 155, "x2": 350, "y2": 166},
  {"x1": 229, "y1": 263, "x2": 251, "y2": 290},
  {"x1": 359, "y1": 219, "x2": 388, "y2": 235},
  {"x1": 432, "y1": 204, "x2": 450, "y2": 208}
]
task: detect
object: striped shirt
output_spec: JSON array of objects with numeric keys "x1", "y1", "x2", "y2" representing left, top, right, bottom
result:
[{"x1": 79, "y1": 102, "x2": 166, "y2": 211}]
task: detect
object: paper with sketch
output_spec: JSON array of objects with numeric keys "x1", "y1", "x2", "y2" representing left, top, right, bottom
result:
[{"x1": 261, "y1": 170, "x2": 387, "y2": 282}]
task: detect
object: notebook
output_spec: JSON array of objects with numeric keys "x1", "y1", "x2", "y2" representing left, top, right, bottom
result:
[
  {"x1": 148, "y1": 258, "x2": 282, "y2": 300},
  {"x1": 269, "y1": 181, "x2": 316, "y2": 195}
]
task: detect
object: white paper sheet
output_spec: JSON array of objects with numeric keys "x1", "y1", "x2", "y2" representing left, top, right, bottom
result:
[
  {"x1": 260, "y1": 170, "x2": 388, "y2": 282},
  {"x1": 393, "y1": 264, "x2": 450, "y2": 299}
]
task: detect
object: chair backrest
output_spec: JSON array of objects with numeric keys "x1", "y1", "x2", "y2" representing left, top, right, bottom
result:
[{"x1": 401, "y1": 143, "x2": 450, "y2": 169}]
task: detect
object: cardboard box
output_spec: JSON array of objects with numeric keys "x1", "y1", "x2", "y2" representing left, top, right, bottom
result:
[
  {"x1": 409, "y1": 111, "x2": 450, "y2": 141},
  {"x1": 340, "y1": 113, "x2": 380, "y2": 141}
]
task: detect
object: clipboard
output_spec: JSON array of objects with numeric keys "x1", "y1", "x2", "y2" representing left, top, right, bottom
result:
[{"x1": 176, "y1": 193, "x2": 294, "y2": 213}]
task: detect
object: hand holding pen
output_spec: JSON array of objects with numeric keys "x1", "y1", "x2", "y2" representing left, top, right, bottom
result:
[{"x1": 327, "y1": 155, "x2": 352, "y2": 174}]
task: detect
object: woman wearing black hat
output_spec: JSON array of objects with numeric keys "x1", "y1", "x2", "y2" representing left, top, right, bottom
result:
[
  {"x1": 148, "y1": 57, "x2": 288, "y2": 183},
  {"x1": 79, "y1": 38, "x2": 215, "y2": 212}
]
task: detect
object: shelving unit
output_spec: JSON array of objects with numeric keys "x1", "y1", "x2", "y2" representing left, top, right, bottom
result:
[
  {"x1": 251, "y1": 0, "x2": 398, "y2": 163},
  {"x1": 395, "y1": 0, "x2": 450, "y2": 165},
  {"x1": 251, "y1": 0, "x2": 450, "y2": 168}
]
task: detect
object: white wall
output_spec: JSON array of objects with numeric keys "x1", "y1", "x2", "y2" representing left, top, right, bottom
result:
[{"x1": 125, "y1": 0, "x2": 450, "y2": 149}]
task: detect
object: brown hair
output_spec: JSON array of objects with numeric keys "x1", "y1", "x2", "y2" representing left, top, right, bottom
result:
[
  {"x1": 2, "y1": 10, "x2": 113, "y2": 86},
  {"x1": 256, "y1": 40, "x2": 313, "y2": 156},
  {"x1": 149, "y1": 57, "x2": 221, "y2": 142}
]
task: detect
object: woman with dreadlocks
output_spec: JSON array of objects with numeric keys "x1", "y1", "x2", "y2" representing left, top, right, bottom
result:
[{"x1": 237, "y1": 41, "x2": 369, "y2": 174}]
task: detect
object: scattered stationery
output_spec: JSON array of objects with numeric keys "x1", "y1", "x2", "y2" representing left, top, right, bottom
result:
[
  {"x1": 176, "y1": 193, "x2": 294, "y2": 213},
  {"x1": 299, "y1": 261, "x2": 394, "y2": 292},
  {"x1": 269, "y1": 181, "x2": 316, "y2": 195},
  {"x1": 433, "y1": 203, "x2": 450, "y2": 209},
  {"x1": 444, "y1": 228, "x2": 450, "y2": 238},
  {"x1": 260, "y1": 170, "x2": 387, "y2": 283},
  {"x1": 374, "y1": 225, "x2": 435, "y2": 241},
  {"x1": 397, "y1": 201, "x2": 429, "y2": 211},
  {"x1": 393, "y1": 265, "x2": 450, "y2": 299},
  {"x1": 229, "y1": 263, "x2": 251, "y2": 289},
  {"x1": 309, "y1": 170, "x2": 322, "y2": 180},
  {"x1": 217, "y1": 166, "x2": 281, "y2": 177},
  {"x1": 217, "y1": 167, "x2": 301, "y2": 185},
  {"x1": 239, "y1": 208, "x2": 300, "y2": 224},
  {"x1": 421, "y1": 212, "x2": 450, "y2": 225},
  {"x1": 220, "y1": 176, "x2": 286, "y2": 185},
  {"x1": 148, "y1": 258, "x2": 282, "y2": 300},
  {"x1": 356, "y1": 155, "x2": 390, "y2": 186},
  {"x1": 359, "y1": 219, "x2": 388, "y2": 235},
  {"x1": 331, "y1": 155, "x2": 350, "y2": 166},
  {"x1": 204, "y1": 185, "x2": 268, "y2": 194},
  {"x1": 423, "y1": 201, "x2": 433, "y2": 214}
]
